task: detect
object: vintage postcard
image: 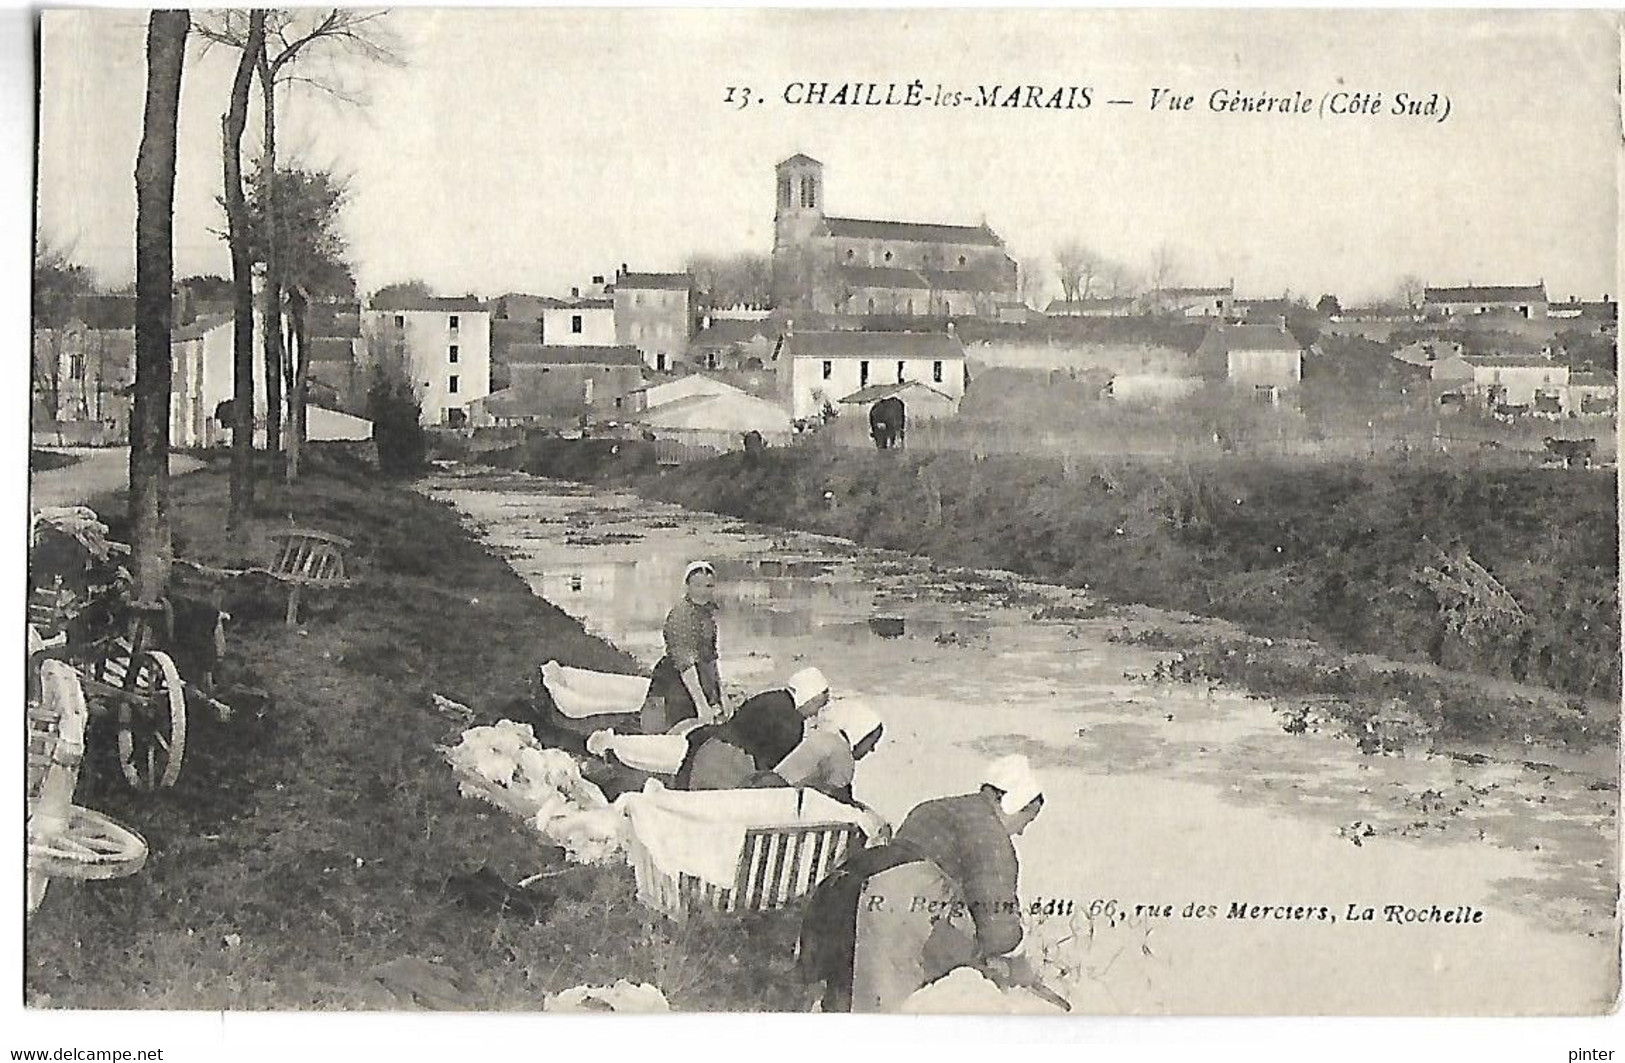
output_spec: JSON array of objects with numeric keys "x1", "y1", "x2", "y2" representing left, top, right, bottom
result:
[{"x1": 21, "y1": 5, "x2": 1621, "y2": 1031}]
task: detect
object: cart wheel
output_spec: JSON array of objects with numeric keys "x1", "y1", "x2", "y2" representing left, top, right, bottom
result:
[
  {"x1": 115, "y1": 650, "x2": 187, "y2": 791},
  {"x1": 28, "y1": 805, "x2": 148, "y2": 884}
]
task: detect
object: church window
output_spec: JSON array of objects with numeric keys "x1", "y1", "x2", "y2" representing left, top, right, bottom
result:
[{"x1": 779, "y1": 175, "x2": 792, "y2": 208}]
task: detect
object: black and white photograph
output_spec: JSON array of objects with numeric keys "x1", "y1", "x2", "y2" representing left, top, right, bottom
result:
[{"x1": 18, "y1": 4, "x2": 1622, "y2": 1042}]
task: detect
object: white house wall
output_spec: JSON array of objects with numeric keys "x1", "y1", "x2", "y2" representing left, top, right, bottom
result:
[
  {"x1": 363, "y1": 309, "x2": 492, "y2": 425},
  {"x1": 541, "y1": 306, "x2": 615, "y2": 346},
  {"x1": 786, "y1": 354, "x2": 965, "y2": 420}
]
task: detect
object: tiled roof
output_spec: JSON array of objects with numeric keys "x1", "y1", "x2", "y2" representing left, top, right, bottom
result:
[
  {"x1": 1570, "y1": 371, "x2": 1616, "y2": 386},
  {"x1": 777, "y1": 153, "x2": 822, "y2": 168},
  {"x1": 615, "y1": 272, "x2": 692, "y2": 291},
  {"x1": 369, "y1": 293, "x2": 487, "y2": 313},
  {"x1": 1207, "y1": 324, "x2": 1304, "y2": 353},
  {"x1": 1165, "y1": 286, "x2": 1233, "y2": 298},
  {"x1": 505, "y1": 344, "x2": 644, "y2": 366},
  {"x1": 824, "y1": 216, "x2": 1002, "y2": 248},
  {"x1": 838, "y1": 380, "x2": 954, "y2": 404},
  {"x1": 782, "y1": 330, "x2": 965, "y2": 360},
  {"x1": 1424, "y1": 285, "x2": 1547, "y2": 304}
]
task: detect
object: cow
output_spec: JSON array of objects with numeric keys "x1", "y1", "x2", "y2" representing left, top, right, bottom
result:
[{"x1": 869, "y1": 396, "x2": 906, "y2": 450}]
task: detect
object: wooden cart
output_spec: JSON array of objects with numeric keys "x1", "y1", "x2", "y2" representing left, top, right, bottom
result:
[{"x1": 27, "y1": 634, "x2": 149, "y2": 912}]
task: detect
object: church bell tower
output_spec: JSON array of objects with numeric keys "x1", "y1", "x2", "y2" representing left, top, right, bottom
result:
[{"x1": 772, "y1": 154, "x2": 827, "y2": 309}]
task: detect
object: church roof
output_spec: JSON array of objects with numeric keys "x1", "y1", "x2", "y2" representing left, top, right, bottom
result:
[
  {"x1": 777, "y1": 153, "x2": 823, "y2": 168},
  {"x1": 824, "y1": 216, "x2": 1003, "y2": 248}
]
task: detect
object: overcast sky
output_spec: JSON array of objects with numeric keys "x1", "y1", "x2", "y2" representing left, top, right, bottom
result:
[{"x1": 35, "y1": 8, "x2": 1621, "y2": 304}]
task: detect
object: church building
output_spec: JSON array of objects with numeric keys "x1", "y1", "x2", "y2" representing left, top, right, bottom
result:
[{"x1": 770, "y1": 154, "x2": 1020, "y2": 317}]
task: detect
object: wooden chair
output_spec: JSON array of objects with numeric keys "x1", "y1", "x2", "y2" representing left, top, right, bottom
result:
[{"x1": 266, "y1": 529, "x2": 354, "y2": 627}]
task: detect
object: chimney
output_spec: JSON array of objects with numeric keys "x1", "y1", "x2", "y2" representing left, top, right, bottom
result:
[
  {"x1": 786, "y1": 318, "x2": 794, "y2": 337},
  {"x1": 1278, "y1": 315, "x2": 1288, "y2": 330},
  {"x1": 592, "y1": 275, "x2": 604, "y2": 285},
  {"x1": 946, "y1": 321, "x2": 955, "y2": 335},
  {"x1": 620, "y1": 263, "x2": 628, "y2": 276}
]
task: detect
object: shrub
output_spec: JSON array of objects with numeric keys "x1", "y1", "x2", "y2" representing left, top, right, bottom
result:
[{"x1": 367, "y1": 369, "x2": 426, "y2": 477}]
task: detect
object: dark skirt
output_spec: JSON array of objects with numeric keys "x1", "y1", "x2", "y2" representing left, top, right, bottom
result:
[{"x1": 643, "y1": 655, "x2": 722, "y2": 733}]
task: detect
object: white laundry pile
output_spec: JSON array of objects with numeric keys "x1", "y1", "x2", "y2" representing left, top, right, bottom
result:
[
  {"x1": 585, "y1": 729, "x2": 689, "y2": 775},
  {"x1": 442, "y1": 721, "x2": 624, "y2": 864},
  {"x1": 900, "y1": 968, "x2": 1067, "y2": 1015},
  {"x1": 539, "y1": 661, "x2": 650, "y2": 719},
  {"x1": 543, "y1": 979, "x2": 670, "y2": 1013}
]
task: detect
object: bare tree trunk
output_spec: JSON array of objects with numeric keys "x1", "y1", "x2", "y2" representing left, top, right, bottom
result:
[
  {"x1": 286, "y1": 285, "x2": 307, "y2": 482},
  {"x1": 130, "y1": 9, "x2": 189, "y2": 604},
  {"x1": 224, "y1": 11, "x2": 265, "y2": 529},
  {"x1": 257, "y1": 48, "x2": 283, "y2": 462}
]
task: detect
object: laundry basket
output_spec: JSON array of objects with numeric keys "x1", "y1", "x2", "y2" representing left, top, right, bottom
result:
[{"x1": 624, "y1": 785, "x2": 868, "y2": 917}]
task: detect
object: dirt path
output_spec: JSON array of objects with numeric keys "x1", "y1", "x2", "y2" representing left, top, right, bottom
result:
[{"x1": 30, "y1": 447, "x2": 204, "y2": 509}]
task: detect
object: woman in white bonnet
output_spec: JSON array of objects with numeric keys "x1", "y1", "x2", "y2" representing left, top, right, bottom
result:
[
  {"x1": 641, "y1": 560, "x2": 726, "y2": 732},
  {"x1": 673, "y1": 665, "x2": 834, "y2": 790},
  {"x1": 799, "y1": 753, "x2": 1046, "y2": 1012}
]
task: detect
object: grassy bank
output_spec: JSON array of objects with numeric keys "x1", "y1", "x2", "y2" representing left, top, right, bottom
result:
[{"x1": 26, "y1": 447, "x2": 804, "y2": 1011}]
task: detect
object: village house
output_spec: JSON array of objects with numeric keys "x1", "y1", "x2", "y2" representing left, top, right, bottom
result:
[
  {"x1": 1196, "y1": 323, "x2": 1304, "y2": 405},
  {"x1": 1424, "y1": 283, "x2": 1548, "y2": 320},
  {"x1": 1567, "y1": 370, "x2": 1618, "y2": 415},
  {"x1": 542, "y1": 293, "x2": 615, "y2": 347},
  {"x1": 1148, "y1": 285, "x2": 1235, "y2": 318},
  {"x1": 32, "y1": 295, "x2": 136, "y2": 445},
  {"x1": 778, "y1": 329, "x2": 967, "y2": 422},
  {"x1": 362, "y1": 294, "x2": 491, "y2": 427},
  {"x1": 1461, "y1": 353, "x2": 1570, "y2": 412},
  {"x1": 770, "y1": 153, "x2": 1019, "y2": 317},
  {"x1": 688, "y1": 317, "x2": 779, "y2": 371},
  {"x1": 637, "y1": 388, "x2": 793, "y2": 447},
  {"x1": 612, "y1": 267, "x2": 695, "y2": 372},
  {"x1": 470, "y1": 344, "x2": 645, "y2": 427}
]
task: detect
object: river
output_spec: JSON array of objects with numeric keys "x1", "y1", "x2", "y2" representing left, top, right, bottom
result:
[{"x1": 424, "y1": 465, "x2": 1618, "y2": 1015}]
